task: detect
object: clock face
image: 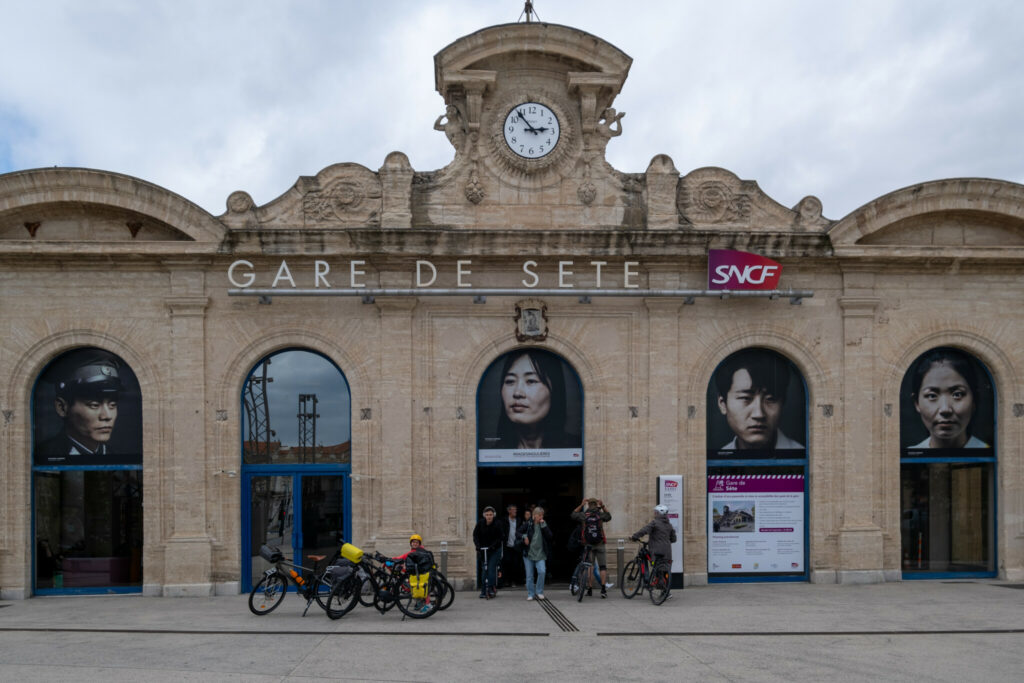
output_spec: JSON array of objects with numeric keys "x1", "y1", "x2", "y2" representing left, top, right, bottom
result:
[{"x1": 503, "y1": 102, "x2": 560, "y2": 159}]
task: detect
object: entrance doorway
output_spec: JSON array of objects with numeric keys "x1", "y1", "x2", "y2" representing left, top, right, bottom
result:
[
  {"x1": 243, "y1": 471, "x2": 349, "y2": 590},
  {"x1": 477, "y1": 466, "x2": 583, "y2": 582}
]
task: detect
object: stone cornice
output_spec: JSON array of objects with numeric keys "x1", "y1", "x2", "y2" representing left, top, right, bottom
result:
[
  {"x1": 164, "y1": 296, "x2": 210, "y2": 317},
  {"x1": 838, "y1": 297, "x2": 880, "y2": 318}
]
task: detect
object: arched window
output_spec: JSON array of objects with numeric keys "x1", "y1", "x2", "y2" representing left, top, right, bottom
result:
[
  {"x1": 32, "y1": 347, "x2": 143, "y2": 593},
  {"x1": 240, "y1": 348, "x2": 351, "y2": 590},
  {"x1": 899, "y1": 347, "x2": 996, "y2": 576},
  {"x1": 706, "y1": 348, "x2": 808, "y2": 581}
]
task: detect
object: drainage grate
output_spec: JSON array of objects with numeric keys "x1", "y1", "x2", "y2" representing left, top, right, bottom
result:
[{"x1": 538, "y1": 598, "x2": 579, "y2": 632}]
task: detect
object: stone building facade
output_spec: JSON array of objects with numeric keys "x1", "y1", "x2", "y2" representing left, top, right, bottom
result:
[{"x1": 1, "y1": 22, "x2": 1021, "y2": 598}]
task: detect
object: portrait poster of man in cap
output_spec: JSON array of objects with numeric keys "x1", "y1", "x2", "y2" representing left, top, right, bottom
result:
[{"x1": 33, "y1": 348, "x2": 143, "y2": 466}]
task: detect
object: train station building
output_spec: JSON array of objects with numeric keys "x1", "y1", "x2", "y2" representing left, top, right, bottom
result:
[{"x1": 1, "y1": 20, "x2": 1022, "y2": 598}]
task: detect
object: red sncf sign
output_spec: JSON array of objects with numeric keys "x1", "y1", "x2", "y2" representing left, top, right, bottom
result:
[{"x1": 707, "y1": 249, "x2": 783, "y2": 291}]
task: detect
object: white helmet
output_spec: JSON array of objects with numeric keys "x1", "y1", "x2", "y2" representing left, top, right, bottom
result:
[{"x1": 654, "y1": 504, "x2": 668, "y2": 515}]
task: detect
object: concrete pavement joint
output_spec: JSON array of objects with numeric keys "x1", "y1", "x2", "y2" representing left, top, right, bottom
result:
[
  {"x1": 597, "y1": 629, "x2": 1024, "y2": 636},
  {"x1": 0, "y1": 627, "x2": 551, "y2": 636}
]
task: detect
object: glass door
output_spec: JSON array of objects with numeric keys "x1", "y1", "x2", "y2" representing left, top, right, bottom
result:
[{"x1": 245, "y1": 472, "x2": 348, "y2": 590}]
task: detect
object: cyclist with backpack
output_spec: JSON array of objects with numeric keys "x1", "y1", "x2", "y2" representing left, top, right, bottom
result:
[
  {"x1": 392, "y1": 534, "x2": 435, "y2": 613},
  {"x1": 630, "y1": 505, "x2": 677, "y2": 577},
  {"x1": 571, "y1": 498, "x2": 613, "y2": 597}
]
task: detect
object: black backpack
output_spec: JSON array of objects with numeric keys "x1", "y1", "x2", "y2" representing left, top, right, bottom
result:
[
  {"x1": 582, "y1": 511, "x2": 604, "y2": 545},
  {"x1": 567, "y1": 524, "x2": 583, "y2": 551},
  {"x1": 405, "y1": 548, "x2": 434, "y2": 574}
]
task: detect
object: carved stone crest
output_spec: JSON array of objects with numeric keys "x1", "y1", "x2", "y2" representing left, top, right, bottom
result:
[
  {"x1": 514, "y1": 299, "x2": 548, "y2": 342},
  {"x1": 302, "y1": 176, "x2": 381, "y2": 226},
  {"x1": 678, "y1": 179, "x2": 751, "y2": 225}
]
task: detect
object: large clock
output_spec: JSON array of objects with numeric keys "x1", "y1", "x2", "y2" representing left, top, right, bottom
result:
[{"x1": 503, "y1": 102, "x2": 560, "y2": 159}]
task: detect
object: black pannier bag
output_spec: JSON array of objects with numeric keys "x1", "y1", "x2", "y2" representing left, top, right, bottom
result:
[
  {"x1": 259, "y1": 544, "x2": 284, "y2": 563},
  {"x1": 324, "y1": 558, "x2": 355, "y2": 586},
  {"x1": 405, "y1": 548, "x2": 434, "y2": 574}
]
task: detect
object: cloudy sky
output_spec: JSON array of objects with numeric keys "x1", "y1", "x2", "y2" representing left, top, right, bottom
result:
[{"x1": 2, "y1": 0, "x2": 1021, "y2": 220}]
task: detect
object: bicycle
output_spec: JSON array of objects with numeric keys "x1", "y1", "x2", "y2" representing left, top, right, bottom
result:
[
  {"x1": 248, "y1": 544, "x2": 341, "y2": 616},
  {"x1": 327, "y1": 547, "x2": 443, "y2": 619},
  {"x1": 568, "y1": 545, "x2": 600, "y2": 602},
  {"x1": 620, "y1": 541, "x2": 671, "y2": 605}
]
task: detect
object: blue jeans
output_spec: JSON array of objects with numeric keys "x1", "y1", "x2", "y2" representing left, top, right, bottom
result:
[
  {"x1": 478, "y1": 549, "x2": 499, "y2": 595},
  {"x1": 524, "y1": 556, "x2": 546, "y2": 597}
]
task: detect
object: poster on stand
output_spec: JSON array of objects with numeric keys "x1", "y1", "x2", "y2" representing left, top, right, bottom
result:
[
  {"x1": 656, "y1": 475, "x2": 684, "y2": 574},
  {"x1": 707, "y1": 474, "x2": 804, "y2": 574}
]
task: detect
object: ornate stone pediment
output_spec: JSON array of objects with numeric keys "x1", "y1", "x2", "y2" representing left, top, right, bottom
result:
[
  {"x1": 221, "y1": 163, "x2": 382, "y2": 229},
  {"x1": 677, "y1": 167, "x2": 829, "y2": 232}
]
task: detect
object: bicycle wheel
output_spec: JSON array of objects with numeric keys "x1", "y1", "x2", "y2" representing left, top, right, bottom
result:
[
  {"x1": 248, "y1": 572, "x2": 288, "y2": 615},
  {"x1": 311, "y1": 575, "x2": 333, "y2": 612},
  {"x1": 436, "y1": 576, "x2": 455, "y2": 611},
  {"x1": 325, "y1": 575, "x2": 361, "y2": 620},
  {"x1": 396, "y1": 574, "x2": 442, "y2": 619},
  {"x1": 620, "y1": 559, "x2": 643, "y2": 598},
  {"x1": 358, "y1": 574, "x2": 377, "y2": 607},
  {"x1": 568, "y1": 562, "x2": 583, "y2": 597},
  {"x1": 649, "y1": 565, "x2": 671, "y2": 605},
  {"x1": 576, "y1": 563, "x2": 590, "y2": 602}
]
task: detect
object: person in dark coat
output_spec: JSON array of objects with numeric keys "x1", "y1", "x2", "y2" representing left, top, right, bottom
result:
[
  {"x1": 472, "y1": 506, "x2": 502, "y2": 598},
  {"x1": 498, "y1": 504, "x2": 523, "y2": 587},
  {"x1": 630, "y1": 504, "x2": 677, "y2": 570}
]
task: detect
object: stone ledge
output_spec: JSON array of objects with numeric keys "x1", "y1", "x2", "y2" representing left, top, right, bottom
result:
[
  {"x1": 837, "y1": 569, "x2": 887, "y2": 585},
  {"x1": 162, "y1": 582, "x2": 214, "y2": 598}
]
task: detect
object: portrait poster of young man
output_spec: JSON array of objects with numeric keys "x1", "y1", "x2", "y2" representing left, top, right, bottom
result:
[{"x1": 706, "y1": 348, "x2": 807, "y2": 458}]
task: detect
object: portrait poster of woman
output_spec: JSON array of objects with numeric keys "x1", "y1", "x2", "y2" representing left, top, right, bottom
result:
[
  {"x1": 706, "y1": 348, "x2": 807, "y2": 459},
  {"x1": 33, "y1": 347, "x2": 143, "y2": 466},
  {"x1": 477, "y1": 348, "x2": 583, "y2": 465},
  {"x1": 900, "y1": 347, "x2": 994, "y2": 455}
]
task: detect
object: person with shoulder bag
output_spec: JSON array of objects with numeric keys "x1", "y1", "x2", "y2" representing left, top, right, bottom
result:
[{"x1": 518, "y1": 506, "x2": 553, "y2": 600}]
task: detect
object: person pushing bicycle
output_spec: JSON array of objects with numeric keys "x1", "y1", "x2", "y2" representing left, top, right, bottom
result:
[
  {"x1": 571, "y1": 497, "x2": 613, "y2": 597},
  {"x1": 630, "y1": 504, "x2": 677, "y2": 579}
]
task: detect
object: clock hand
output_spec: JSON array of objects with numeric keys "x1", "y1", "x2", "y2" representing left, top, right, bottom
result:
[{"x1": 517, "y1": 109, "x2": 539, "y2": 133}]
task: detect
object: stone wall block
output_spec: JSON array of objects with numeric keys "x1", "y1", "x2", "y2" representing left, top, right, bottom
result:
[{"x1": 645, "y1": 154, "x2": 680, "y2": 229}]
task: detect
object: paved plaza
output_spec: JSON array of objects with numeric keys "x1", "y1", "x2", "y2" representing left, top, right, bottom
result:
[{"x1": 2, "y1": 580, "x2": 1023, "y2": 681}]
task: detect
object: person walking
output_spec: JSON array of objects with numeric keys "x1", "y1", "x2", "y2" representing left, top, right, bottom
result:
[
  {"x1": 519, "y1": 506, "x2": 553, "y2": 601},
  {"x1": 499, "y1": 504, "x2": 522, "y2": 587}
]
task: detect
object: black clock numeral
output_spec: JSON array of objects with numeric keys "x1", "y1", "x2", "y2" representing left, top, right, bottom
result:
[
  {"x1": 548, "y1": 117, "x2": 553, "y2": 124},
  {"x1": 528, "y1": 148, "x2": 534, "y2": 155},
  {"x1": 508, "y1": 125, "x2": 515, "y2": 133},
  {"x1": 510, "y1": 136, "x2": 517, "y2": 144},
  {"x1": 546, "y1": 138, "x2": 551, "y2": 145},
  {"x1": 528, "y1": 106, "x2": 537, "y2": 114},
  {"x1": 539, "y1": 146, "x2": 544, "y2": 153},
  {"x1": 510, "y1": 115, "x2": 518, "y2": 124},
  {"x1": 519, "y1": 145, "x2": 524, "y2": 152}
]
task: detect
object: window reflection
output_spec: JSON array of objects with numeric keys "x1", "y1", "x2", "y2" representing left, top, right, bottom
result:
[{"x1": 242, "y1": 350, "x2": 351, "y2": 465}]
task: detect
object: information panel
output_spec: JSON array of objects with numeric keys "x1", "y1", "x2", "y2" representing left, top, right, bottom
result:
[
  {"x1": 707, "y1": 474, "x2": 804, "y2": 574},
  {"x1": 656, "y1": 475, "x2": 684, "y2": 575}
]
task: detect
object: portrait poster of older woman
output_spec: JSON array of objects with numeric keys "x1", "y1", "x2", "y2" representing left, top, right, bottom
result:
[
  {"x1": 900, "y1": 347, "x2": 994, "y2": 453},
  {"x1": 477, "y1": 349, "x2": 583, "y2": 465}
]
